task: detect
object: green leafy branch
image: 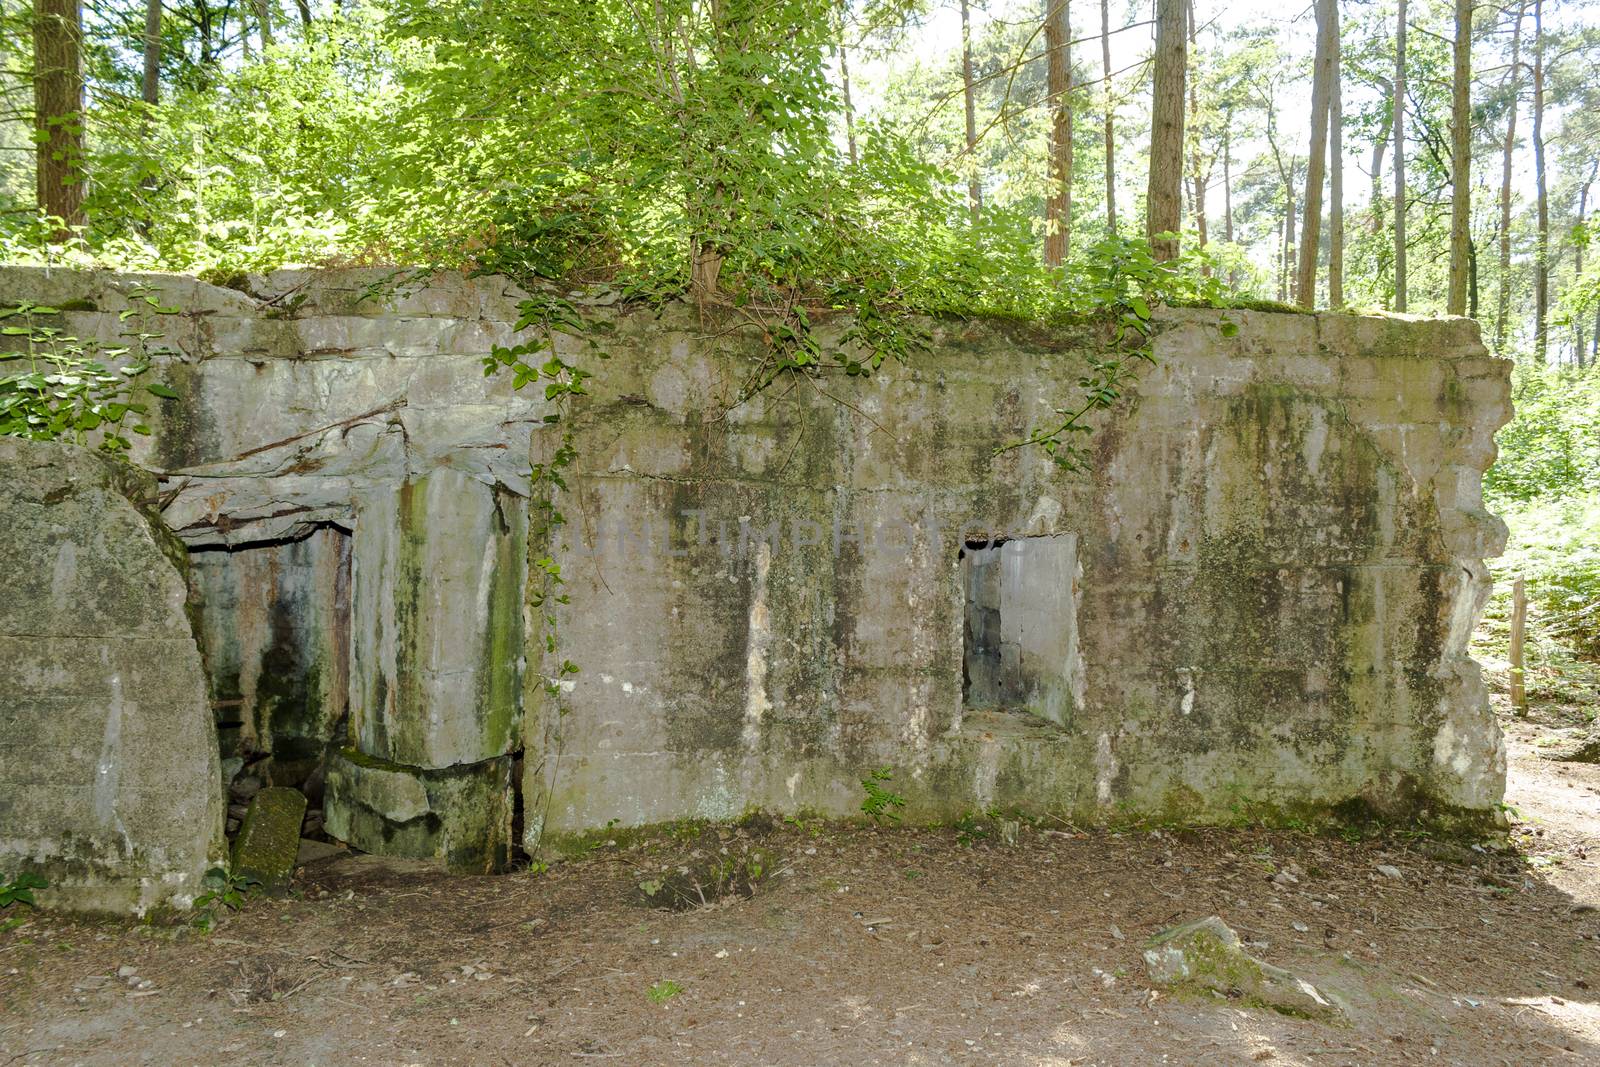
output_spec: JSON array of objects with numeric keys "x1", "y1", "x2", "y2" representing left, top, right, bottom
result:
[
  {"x1": 860, "y1": 767, "x2": 908, "y2": 823},
  {"x1": 996, "y1": 234, "x2": 1236, "y2": 471},
  {"x1": 0, "y1": 285, "x2": 181, "y2": 454}
]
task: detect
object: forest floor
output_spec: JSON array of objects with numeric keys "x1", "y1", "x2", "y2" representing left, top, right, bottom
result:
[{"x1": 3, "y1": 681, "x2": 1598, "y2": 1065}]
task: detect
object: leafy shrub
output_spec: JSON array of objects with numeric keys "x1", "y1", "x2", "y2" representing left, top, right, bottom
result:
[
  {"x1": 0, "y1": 296, "x2": 178, "y2": 454},
  {"x1": 1485, "y1": 364, "x2": 1600, "y2": 506},
  {"x1": 1491, "y1": 495, "x2": 1600, "y2": 662},
  {"x1": 1, "y1": 872, "x2": 47, "y2": 909}
]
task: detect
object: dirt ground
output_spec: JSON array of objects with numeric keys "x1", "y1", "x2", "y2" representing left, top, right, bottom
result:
[{"x1": 4, "y1": 704, "x2": 1598, "y2": 1066}]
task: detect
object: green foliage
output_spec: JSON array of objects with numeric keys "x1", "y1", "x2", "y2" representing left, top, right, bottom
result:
[
  {"x1": 647, "y1": 979, "x2": 682, "y2": 1003},
  {"x1": 191, "y1": 866, "x2": 260, "y2": 932},
  {"x1": 1, "y1": 872, "x2": 47, "y2": 909},
  {"x1": 0, "y1": 290, "x2": 177, "y2": 453},
  {"x1": 1486, "y1": 364, "x2": 1600, "y2": 505},
  {"x1": 1492, "y1": 495, "x2": 1600, "y2": 662},
  {"x1": 859, "y1": 767, "x2": 907, "y2": 823}
]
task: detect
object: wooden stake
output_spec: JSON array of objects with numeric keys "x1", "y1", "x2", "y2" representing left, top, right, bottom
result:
[{"x1": 1510, "y1": 576, "x2": 1527, "y2": 715}]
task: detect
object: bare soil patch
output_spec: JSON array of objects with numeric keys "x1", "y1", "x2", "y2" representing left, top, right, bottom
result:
[{"x1": 4, "y1": 721, "x2": 1598, "y2": 1066}]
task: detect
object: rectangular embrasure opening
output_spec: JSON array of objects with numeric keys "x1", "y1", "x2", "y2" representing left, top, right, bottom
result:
[{"x1": 960, "y1": 533, "x2": 1081, "y2": 727}]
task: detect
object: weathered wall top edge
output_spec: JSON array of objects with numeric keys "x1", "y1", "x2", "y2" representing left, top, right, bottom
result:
[{"x1": 0, "y1": 264, "x2": 1493, "y2": 363}]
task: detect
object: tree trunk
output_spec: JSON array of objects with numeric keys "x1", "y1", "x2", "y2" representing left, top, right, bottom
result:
[
  {"x1": 1393, "y1": 0, "x2": 1408, "y2": 311},
  {"x1": 1368, "y1": 75, "x2": 1392, "y2": 235},
  {"x1": 1101, "y1": 0, "x2": 1116, "y2": 232},
  {"x1": 1276, "y1": 214, "x2": 1287, "y2": 302},
  {"x1": 1496, "y1": 1, "x2": 1525, "y2": 352},
  {"x1": 1469, "y1": 236, "x2": 1479, "y2": 317},
  {"x1": 142, "y1": 0, "x2": 161, "y2": 107},
  {"x1": 1446, "y1": 0, "x2": 1472, "y2": 315},
  {"x1": 1296, "y1": 0, "x2": 1337, "y2": 308},
  {"x1": 961, "y1": 0, "x2": 982, "y2": 223},
  {"x1": 295, "y1": 1, "x2": 312, "y2": 28},
  {"x1": 1533, "y1": 0, "x2": 1549, "y2": 361},
  {"x1": 32, "y1": 0, "x2": 84, "y2": 234},
  {"x1": 1285, "y1": 174, "x2": 1297, "y2": 302},
  {"x1": 1222, "y1": 116, "x2": 1233, "y2": 244},
  {"x1": 1328, "y1": 18, "x2": 1344, "y2": 308},
  {"x1": 1146, "y1": 0, "x2": 1186, "y2": 261},
  {"x1": 838, "y1": 4, "x2": 857, "y2": 166},
  {"x1": 1577, "y1": 170, "x2": 1593, "y2": 367},
  {"x1": 1186, "y1": 0, "x2": 1205, "y2": 253},
  {"x1": 1044, "y1": 0, "x2": 1072, "y2": 266},
  {"x1": 253, "y1": 1, "x2": 274, "y2": 52}
]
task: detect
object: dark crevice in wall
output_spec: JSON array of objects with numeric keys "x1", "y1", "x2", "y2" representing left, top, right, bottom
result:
[{"x1": 188, "y1": 522, "x2": 352, "y2": 842}]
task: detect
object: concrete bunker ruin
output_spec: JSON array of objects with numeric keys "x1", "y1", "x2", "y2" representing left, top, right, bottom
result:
[{"x1": 0, "y1": 267, "x2": 1514, "y2": 908}]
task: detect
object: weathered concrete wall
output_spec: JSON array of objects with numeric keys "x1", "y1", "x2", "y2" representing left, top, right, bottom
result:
[
  {"x1": 0, "y1": 267, "x2": 1511, "y2": 869},
  {"x1": 535, "y1": 305, "x2": 1510, "y2": 837},
  {"x1": 0, "y1": 436, "x2": 225, "y2": 913}
]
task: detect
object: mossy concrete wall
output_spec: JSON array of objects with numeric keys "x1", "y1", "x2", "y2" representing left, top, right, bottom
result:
[
  {"x1": 0, "y1": 267, "x2": 1511, "y2": 872},
  {"x1": 0, "y1": 436, "x2": 225, "y2": 913},
  {"x1": 535, "y1": 304, "x2": 1510, "y2": 837}
]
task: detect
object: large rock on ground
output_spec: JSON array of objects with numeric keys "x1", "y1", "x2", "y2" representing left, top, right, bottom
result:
[
  {"x1": 0, "y1": 437, "x2": 225, "y2": 913},
  {"x1": 323, "y1": 748, "x2": 512, "y2": 873},
  {"x1": 1143, "y1": 916, "x2": 1341, "y2": 1019}
]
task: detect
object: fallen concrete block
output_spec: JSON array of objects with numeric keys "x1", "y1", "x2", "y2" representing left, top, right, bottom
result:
[{"x1": 231, "y1": 787, "x2": 308, "y2": 894}]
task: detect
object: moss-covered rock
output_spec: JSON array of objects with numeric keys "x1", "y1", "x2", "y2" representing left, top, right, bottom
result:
[
  {"x1": 1143, "y1": 916, "x2": 1340, "y2": 1019},
  {"x1": 231, "y1": 787, "x2": 308, "y2": 894}
]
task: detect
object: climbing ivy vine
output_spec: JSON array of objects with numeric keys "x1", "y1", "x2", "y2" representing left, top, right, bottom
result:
[{"x1": 483, "y1": 290, "x2": 609, "y2": 859}]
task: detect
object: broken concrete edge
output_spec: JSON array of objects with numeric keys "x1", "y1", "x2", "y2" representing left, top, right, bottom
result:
[
  {"x1": 0, "y1": 263, "x2": 1492, "y2": 365},
  {"x1": 322, "y1": 747, "x2": 513, "y2": 874}
]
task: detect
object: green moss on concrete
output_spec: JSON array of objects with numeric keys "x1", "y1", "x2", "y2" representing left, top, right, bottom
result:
[{"x1": 230, "y1": 787, "x2": 307, "y2": 894}]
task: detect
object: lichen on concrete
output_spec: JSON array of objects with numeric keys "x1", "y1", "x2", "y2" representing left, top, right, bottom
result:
[
  {"x1": 0, "y1": 435, "x2": 225, "y2": 913},
  {"x1": 0, "y1": 267, "x2": 1513, "y2": 861}
]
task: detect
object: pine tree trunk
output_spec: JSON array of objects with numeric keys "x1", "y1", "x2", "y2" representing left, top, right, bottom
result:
[
  {"x1": 1045, "y1": 0, "x2": 1073, "y2": 266},
  {"x1": 1577, "y1": 171, "x2": 1593, "y2": 367},
  {"x1": 1393, "y1": 0, "x2": 1409, "y2": 311},
  {"x1": 961, "y1": 0, "x2": 982, "y2": 223},
  {"x1": 1368, "y1": 75, "x2": 1391, "y2": 235},
  {"x1": 1296, "y1": 0, "x2": 1337, "y2": 308},
  {"x1": 1222, "y1": 117, "x2": 1233, "y2": 244},
  {"x1": 1277, "y1": 214, "x2": 1287, "y2": 302},
  {"x1": 32, "y1": 0, "x2": 84, "y2": 234},
  {"x1": 1496, "y1": 2, "x2": 1525, "y2": 352},
  {"x1": 1146, "y1": 0, "x2": 1186, "y2": 261},
  {"x1": 1446, "y1": 0, "x2": 1472, "y2": 315},
  {"x1": 142, "y1": 0, "x2": 161, "y2": 107},
  {"x1": 1223, "y1": 114, "x2": 1236, "y2": 287},
  {"x1": 1186, "y1": 0, "x2": 1205, "y2": 253},
  {"x1": 1532, "y1": 0, "x2": 1549, "y2": 362},
  {"x1": 1101, "y1": 0, "x2": 1116, "y2": 232},
  {"x1": 1328, "y1": 18, "x2": 1344, "y2": 308},
  {"x1": 1285, "y1": 175, "x2": 1297, "y2": 303},
  {"x1": 838, "y1": 3, "x2": 857, "y2": 166}
]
